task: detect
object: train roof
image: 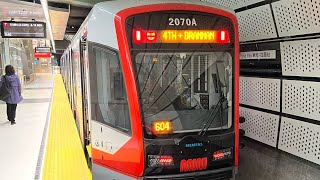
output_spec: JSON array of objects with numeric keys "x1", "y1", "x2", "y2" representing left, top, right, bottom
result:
[{"x1": 67, "y1": 0, "x2": 236, "y2": 52}]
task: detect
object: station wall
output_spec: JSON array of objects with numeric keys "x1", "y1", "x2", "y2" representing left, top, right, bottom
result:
[
  {"x1": 206, "y1": 0, "x2": 320, "y2": 165},
  {"x1": 0, "y1": 38, "x2": 35, "y2": 79}
]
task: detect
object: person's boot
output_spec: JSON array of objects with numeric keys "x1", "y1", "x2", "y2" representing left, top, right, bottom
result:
[{"x1": 11, "y1": 121, "x2": 16, "y2": 125}]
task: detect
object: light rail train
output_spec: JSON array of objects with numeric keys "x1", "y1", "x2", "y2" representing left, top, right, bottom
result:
[{"x1": 60, "y1": 0, "x2": 239, "y2": 179}]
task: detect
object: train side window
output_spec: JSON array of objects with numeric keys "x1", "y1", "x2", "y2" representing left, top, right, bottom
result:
[{"x1": 89, "y1": 44, "x2": 131, "y2": 134}]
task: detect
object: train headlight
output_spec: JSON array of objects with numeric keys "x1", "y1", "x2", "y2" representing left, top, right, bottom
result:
[
  {"x1": 212, "y1": 148, "x2": 233, "y2": 161},
  {"x1": 148, "y1": 155, "x2": 174, "y2": 167}
]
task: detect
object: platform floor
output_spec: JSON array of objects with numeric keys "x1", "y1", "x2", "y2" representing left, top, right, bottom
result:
[
  {"x1": 0, "y1": 74, "x2": 54, "y2": 180},
  {"x1": 237, "y1": 138, "x2": 320, "y2": 180}
]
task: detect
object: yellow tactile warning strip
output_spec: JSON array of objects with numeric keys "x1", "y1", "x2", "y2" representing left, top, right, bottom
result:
[{"x1": 42, "y1": 75, "x2": 92, "y2": 180}]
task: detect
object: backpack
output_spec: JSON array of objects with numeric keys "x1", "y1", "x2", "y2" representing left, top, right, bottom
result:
[{"x1": 0, "y1": 75, "x2": 11, "y2": 100}]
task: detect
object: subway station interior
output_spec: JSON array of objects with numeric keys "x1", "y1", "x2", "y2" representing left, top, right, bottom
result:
[{"x1": 0, "y1": 0, "x2": 320, "y2": 180}]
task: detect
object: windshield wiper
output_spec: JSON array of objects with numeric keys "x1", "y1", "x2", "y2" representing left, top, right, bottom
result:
[
  {"x1": 197, "y1": 96, "x2": 226, "y2": 136},
  {"x1": 198, "y1": 66, "x2": 228, "y2": 136}
]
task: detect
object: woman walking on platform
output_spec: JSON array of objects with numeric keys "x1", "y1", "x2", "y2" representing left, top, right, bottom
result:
[{"x1": 0, "y1": 65, "x2": 23, "y2": 125}]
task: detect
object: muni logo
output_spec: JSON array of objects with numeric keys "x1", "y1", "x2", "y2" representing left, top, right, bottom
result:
[
  {"x1": 185, "y1": 143, "x2": 203, "y2": 148},
  {"x1": 180, "y1": 157, "x2": 208, "y2": 172}
]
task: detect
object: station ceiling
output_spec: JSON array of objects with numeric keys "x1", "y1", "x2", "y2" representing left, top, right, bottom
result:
[
  {"x1": 0, "y1": 1, "x2": 45, "y2": 22},
  {"x1": 48, "y1": 0, "x2": 107, "y2": 7},
  {"x1": 48, "y1": 0, "x2": 111, "y2": 54},
  {"x1": 4, "y1": 0, "x2": 110, "y2": 54}
]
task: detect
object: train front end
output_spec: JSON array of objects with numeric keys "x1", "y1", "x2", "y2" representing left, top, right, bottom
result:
[
  {"x1": 90, "y1": 2, "x2": 239, "y2": 180},
  {"x1": 116, "y1": 4, "x2": 239, "y2": 180}
]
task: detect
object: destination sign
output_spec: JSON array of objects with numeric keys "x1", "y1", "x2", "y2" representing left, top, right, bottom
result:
[
  {"x1": 1, "y1": 21, "x2": 46, "y2": 38},
  {"x1": 160, "y1": 30, "x2": 229, "y2": 43},
  {"x1": 133, "y1": 29, "x2": 230, "y2": 44},
  {"x1": 126, "y1": 11, "x2": 235, "y2": 49}
]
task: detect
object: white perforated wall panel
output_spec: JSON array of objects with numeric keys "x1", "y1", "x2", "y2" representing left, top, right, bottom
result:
[
  {"x1": 283, "y1": 80, "x2": 320, "y2": 121},
  {"x1": 279, "y1": 117, "x2": 320, "y2": 165},
  {"x1": 281, "y1": 39, "x2": 320, "y2": 77},
  {"x1": 240, "y1": 107, "x2": 279, "y2": 147},
  {"x1": 272, "y1": 0, "x2": 320, "y2": 37},
  {"x1": 203, "y1": 0, "x2": 265, "y2": 9},
  {"x1": 237, "y1": 5, "x2": 277, "y2": 42},
  {"x1": 240, "y1": 77, "x2": 280, "y2": 111}
]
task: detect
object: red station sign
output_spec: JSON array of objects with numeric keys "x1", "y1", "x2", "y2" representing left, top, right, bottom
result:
[{"x1": 34, "y1": 47, "x2": 51, "y2": 58}]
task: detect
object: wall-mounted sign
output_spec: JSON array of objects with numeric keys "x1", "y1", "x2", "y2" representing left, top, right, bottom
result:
[
  {"x1": 240, "y1": 50, "x2": 276, "y2": 60},
  {"x1": 34, "y1": 52, "x2": 51, "y2": 58},
  {"x1": 34, "y1": 47, "x2": 51, "y2": 58},
  {"x1": 1, "y1": 21, "x2": 46, "y2": 38},
  {"x1": 35, "y1": 47, "x2": 51, "y2": 53}
]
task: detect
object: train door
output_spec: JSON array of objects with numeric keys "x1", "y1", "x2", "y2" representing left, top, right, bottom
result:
[
  {"x1": 80, "y1": 35, "x2": 91, "y2": 157},
  {"x1": 68, "y1": 50, "x2": 74, "y2": 107},
  {"x1": 71, "y1": 49, "x2": 78, "y2": 117},
  {"x1": 72, "y1": 40, "x2": 86, "y2": 146},
  {"x1": 66, "y1": 52, "x2": 72, "y2": 100}
]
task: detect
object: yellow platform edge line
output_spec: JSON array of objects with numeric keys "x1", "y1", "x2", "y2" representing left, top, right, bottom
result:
[{"x1": 42, "y1": 75, "x2": 92, "y2": 180}]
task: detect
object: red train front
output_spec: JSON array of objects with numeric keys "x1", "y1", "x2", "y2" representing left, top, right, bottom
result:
[{"x1": 61, "y1": 1, "x2": 239, "y2": 179}]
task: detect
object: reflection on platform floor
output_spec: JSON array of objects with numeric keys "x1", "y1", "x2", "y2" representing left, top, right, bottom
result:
[
  {"x1": 0, "y1": 73, "x2": 54, "y2": 180},
  {"x1": 236, "y1": 138, "x2": 320, "y2": 180}
]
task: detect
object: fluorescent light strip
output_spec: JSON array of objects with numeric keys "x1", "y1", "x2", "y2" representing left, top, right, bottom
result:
[{"x1": 40, "y1": 0, "x2": 56, "y2": 53}]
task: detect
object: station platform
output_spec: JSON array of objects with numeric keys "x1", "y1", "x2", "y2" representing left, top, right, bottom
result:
[
  {"x1": 0, "y1": 73, "x2": 54, "y2": 180},
  {"x1": 0, "y1": 74, "x2": 91, "y2": 180}
]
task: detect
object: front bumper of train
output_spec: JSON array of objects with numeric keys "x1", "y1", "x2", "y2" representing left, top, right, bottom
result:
[{"x1": 141, "y1": 166, "x2": 234, "y2": 180}]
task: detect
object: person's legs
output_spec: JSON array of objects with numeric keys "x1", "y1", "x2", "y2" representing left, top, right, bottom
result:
[
  {"x1": 11, "y1": 104, "x2": 17, "y2": 122},
  {"x1": 6, "y1": 103, "x2": 12, "y2": 121}
]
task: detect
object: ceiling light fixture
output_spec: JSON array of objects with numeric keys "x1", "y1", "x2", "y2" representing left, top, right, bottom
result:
[{"x1": 40, "y1": 0, "x2": 56, "y2": 53}]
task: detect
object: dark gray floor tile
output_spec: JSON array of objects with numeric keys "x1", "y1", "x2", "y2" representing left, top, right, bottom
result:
[{"x1": 236, "y1": 138, "x2": 320, "y2": 180}]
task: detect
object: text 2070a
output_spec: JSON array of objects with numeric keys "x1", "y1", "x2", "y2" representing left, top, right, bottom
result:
[{"x1": 168, "y1": 18, "x2": 197, "y2": 26}]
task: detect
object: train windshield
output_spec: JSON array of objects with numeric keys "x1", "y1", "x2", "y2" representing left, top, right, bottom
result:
[{"x1": 133, "y1": 52, "x2": 233, "y2": 136}]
